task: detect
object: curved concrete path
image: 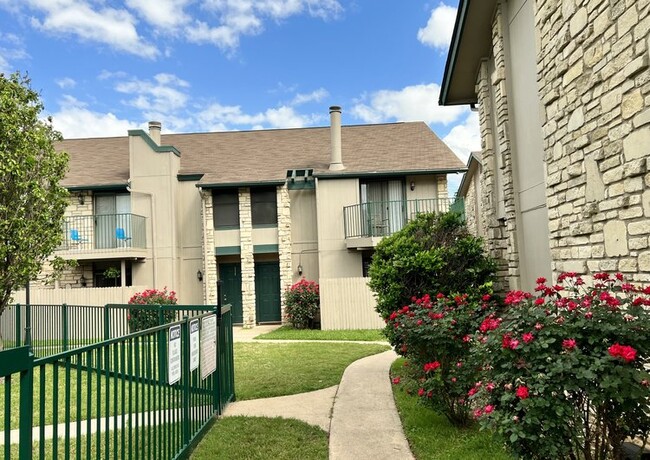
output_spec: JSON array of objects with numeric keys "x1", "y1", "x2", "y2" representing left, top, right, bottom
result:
[{"x1": 222, "y1": 343, "x2": 414, "y2": 460}]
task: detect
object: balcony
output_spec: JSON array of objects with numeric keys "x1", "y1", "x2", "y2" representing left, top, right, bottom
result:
[
  {"x1": 343, "y1": 198, "x2": 464, "y2": 249},
  {"x1": 56, "y1": 213, "x2": 148, "y2": 260}
]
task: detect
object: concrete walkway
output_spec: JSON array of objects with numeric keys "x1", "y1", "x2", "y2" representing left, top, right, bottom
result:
[{"x1": 225, "y1": 327, "x2": 414, "y2": 459}]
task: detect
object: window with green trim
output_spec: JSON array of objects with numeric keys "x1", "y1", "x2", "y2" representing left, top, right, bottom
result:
[
  {"x1": 251, "y1": 187, "x2": 277, "y2": 226},
  {"x1": 213, "y1": 189, "x2": 240, "y2": 229}
]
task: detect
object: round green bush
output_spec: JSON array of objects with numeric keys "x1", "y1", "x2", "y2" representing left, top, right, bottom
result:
[
  {"x1": 284, "y1": 279, "x2": 320, "y2": 329},
  {"x1": 127, "y1": 288, "x2": 178, "y2": 332}
]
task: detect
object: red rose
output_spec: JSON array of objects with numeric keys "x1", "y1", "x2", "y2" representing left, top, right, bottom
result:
[
  {"x1": 562, "y1": 338, "x2": 577, "y2": 350},
  {"x1": 515, "y1": 386, "x2": 529, "y2": 399},
  {"x1": 522, "y1": 333, "x2": 534, "y2": 343},
  {"x1": 392, "y1": 377, "x2": 401, "y2": 384}
]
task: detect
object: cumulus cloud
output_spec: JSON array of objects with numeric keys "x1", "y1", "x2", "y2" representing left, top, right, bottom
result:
[
  {"x1": 351, "y1": 83, "x2": 466, "y2": 125},
  {"x1": 49, "y1": 95, "x2": 141, "y2": 139},
  {"x1": 197, "y1": 102, "x2": 317, "y2": 131},
  {"x1": 125, "y1": 0, "x2": 191, "y2": 30},
  {"x1": 55, "y1": 77, "x2": 76, "y2": 89},
  {"x1": 417, "y1": 2, "x2": 457, "y2": 51},
  {"x1": 185, "y1": 0, "x2": 342, "y2": 50},
  {"x1": 0, "y1": 33, "x2": 29, "y2": 74},
  {"x1": 114, "y1": 73, "x2": 190, "y2": 114},
  {"x1": 291, "y1": 87, "x2": 329, "y2": 105},
  {"x1": 13, "y1": 0, "x2": 158, "y2": 58}
]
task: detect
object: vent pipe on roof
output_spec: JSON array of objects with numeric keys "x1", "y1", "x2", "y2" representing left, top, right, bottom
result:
[
  {"x1": 148, "y1": 121, "x2": 161, "y2": 145},
  {"x1": 329, "y1": 106, "x2": 345, "y2": 171}
]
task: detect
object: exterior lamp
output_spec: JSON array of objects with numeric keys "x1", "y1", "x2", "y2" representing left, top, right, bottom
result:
[
  {"x1": 78, "y1": 193, "x2": 85, "y2": 205},
  {"x1": 79, "y1": 274, "x2": 87, "y2": 287},
  {"x1": 197, "y1": 270, "x2": 203, "y2": 282},
  {"x1": 410, "y1": 181, "x2": 416, "y2": 191},
  {"x1": 297, "y1": 264, "x2": 303, "y2": 276}
]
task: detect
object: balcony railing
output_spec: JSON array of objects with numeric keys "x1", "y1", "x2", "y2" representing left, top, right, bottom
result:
[
  {"x1": 58, "y1": 213, "x2": 147, "y2": 252},
  {"x1": 343, "y1": 198, "x2": 464, "y2": 239}
]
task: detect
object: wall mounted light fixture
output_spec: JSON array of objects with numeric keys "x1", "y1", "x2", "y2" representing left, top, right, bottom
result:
[
  {"x1": 410, "y1": 181, "x2": 416, "y2": 191},
  {"x1": 197, "y1": 270, "x2": 203, "y2": 282},
  {"x1": 79, "y1": 274, "x2": 87, "y2": 287},
  {"x1": 78, "y1": 193, "x2": 85, "y2": 205},
  {"x1": 297, "y1": 264, "x2": 303, "y2": 276}
]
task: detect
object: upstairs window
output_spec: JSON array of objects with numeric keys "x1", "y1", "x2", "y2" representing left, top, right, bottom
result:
[
  {"x1": 251, "y1": 187, "x2": 277, "y2": 226},
  {"x1": 213, "y1": 189, "x2": 240, "y2": 229}
]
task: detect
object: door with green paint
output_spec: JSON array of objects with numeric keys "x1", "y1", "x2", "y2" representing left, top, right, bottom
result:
[
  {"x1": 220, "y1": 263, "x2": 243, "y2": 324},
  {"x1": 255, "y1": 262, "x2": 281, "y2": 323}
]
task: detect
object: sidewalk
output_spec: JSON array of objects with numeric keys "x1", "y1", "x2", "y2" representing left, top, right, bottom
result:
[{"x1": 224, "y1": 327, "x2": 414, "y2": 459}]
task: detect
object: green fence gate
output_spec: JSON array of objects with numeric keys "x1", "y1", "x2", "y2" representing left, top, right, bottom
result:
[{"x1": 0, "y1": 303, "x2": 235, "y2": 459}]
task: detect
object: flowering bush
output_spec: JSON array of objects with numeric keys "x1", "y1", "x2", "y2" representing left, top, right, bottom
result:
[
  {"x1": 284, "y1": 279, "x2": 319, "y2": 329},
  {"x1": 388, "y1": 290, "x2": 501, "y2": 426},
  {"x1": 471, "y1": 273, "x2": 650, "y2": 459},
  {"x1": 127, "y1": 288, "x2": 178, "y2": 332}
]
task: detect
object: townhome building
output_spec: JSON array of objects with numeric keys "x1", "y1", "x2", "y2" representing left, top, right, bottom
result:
[
  {"x1": 33, "y1": 107, "x2": 464, "y2": 328},
  {"x1": 442, "y1": 0, "x2": 650, "y2": 291}
]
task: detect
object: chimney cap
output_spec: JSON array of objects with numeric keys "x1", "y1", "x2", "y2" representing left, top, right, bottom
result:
[
  {"x1": 148, "y1": 121, "x2": 162, "y2": 129},
  {"x1": 329, "y1": 106, "x2": 341, "y2": 113}
]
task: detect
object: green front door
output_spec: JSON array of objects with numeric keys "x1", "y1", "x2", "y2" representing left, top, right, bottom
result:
[
  {"x1": 220, "y1": 263, "x2": 243, "y2": 324},
  {"x1": 255, "y1": 262, "x2": 281, "y2": 323}
]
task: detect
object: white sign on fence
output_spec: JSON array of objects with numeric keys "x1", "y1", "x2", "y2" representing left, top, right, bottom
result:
[
  {"x1": 200, "y1": 315, "x2": 217, "y2": 380},
  {"x1": 190, "y1": 319, "x2": 200, "y2": 372},
  {"x1": 168, "y1": 324, "x2": 182, "y2": 385}
]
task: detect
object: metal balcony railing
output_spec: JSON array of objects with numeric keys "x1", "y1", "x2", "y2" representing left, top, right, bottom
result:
[
  {"x1": 57, "y1": 213, "x2": 147, "y2": 252},
  {"x1": 343, "y1": 198, "x2": 464, "y2": 239}
]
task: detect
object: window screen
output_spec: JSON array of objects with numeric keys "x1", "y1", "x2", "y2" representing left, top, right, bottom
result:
[
  {"x1": 213, "y1": 190, "x2": 240, "y2": 228},
  {"x1": 251, "y1": 187, "x2": 277, "y2": 226}
]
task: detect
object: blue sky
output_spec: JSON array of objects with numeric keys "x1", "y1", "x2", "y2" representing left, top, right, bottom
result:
[{"x1": 0, "y1": 0, "x2": 479, "y2": 194}]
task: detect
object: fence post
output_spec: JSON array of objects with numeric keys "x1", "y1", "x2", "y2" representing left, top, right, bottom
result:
[
  {"x1": 103, "y1": 304, "x2": 110, "y2": 340},
  {"x1": 182, "y1": 316, "x2": 191, "y2": 446},
  {"x1": 24, "y1": 303, "x2": 31, "y2": 349},
  {"x1": 213, "y1": 307, "x2": 221, "y2": 414},
  {"x1": 62, "y1": 303, "x2": 68, "y2": 352},
  {"x1": 15, "y1": 304, "x2": 21, "y2": 348},
  {"x1": 18, "y1": 350, "x2": 34, "y2": 460}
]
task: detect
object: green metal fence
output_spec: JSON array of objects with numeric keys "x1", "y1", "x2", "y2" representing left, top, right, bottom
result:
[{"x1": 0, "y1": 304, "x2": 235, "y2": 460}]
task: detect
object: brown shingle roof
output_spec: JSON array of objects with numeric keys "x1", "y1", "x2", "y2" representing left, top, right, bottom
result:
[{"x1": 58, "y1": 122, "x2": 465, "y2": 188}]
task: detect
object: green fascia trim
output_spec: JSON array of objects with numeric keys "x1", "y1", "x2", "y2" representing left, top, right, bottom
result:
[
  {"x1": 287, "y1": 181, "x2": 316, "y2": 190},
  {"x1": 197, "y1": 180, "x2": 285, "y2": 189},
  {"x1": 215, "y1": 246, "x2": 241, "y2": 256},
  {"x1": 315, "y1": 168, "x2": 467, "y2": 180},
  {"x1": 66, "y1": 184, "x2": 128, "y2": 192},
  {"x1": 215, "y1": 225, "x2": 240, "y2": 231},
  {"x1": 439, "y1": 0, "x2": 469, "y2": 106},
  {"x1": 128, "y1": 129, "x2": 181, "y2": 157},
  {"x1": 252, "y1": 224, "x2": 278, "y2": 229},
  {"x1": 177, "y1": 174, "x2": 205, "y2": 182},
  {"x1": 253, "y1": 244, "x2": 279, "y2": 254}
]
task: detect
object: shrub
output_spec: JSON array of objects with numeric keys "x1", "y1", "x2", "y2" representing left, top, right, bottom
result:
[
  {"x1": 368, "y1": 212, "x2": 496, "y2": 322},
  {"x1": 389, "y1": 291, "x2": 501, "y2": 426},
  {"x1": 284, "y1": 279, "x2": 319, "y2": 329},
  {"x1": 471, "y1": 273, "x2": 650, "y2": 460},
  {"x1": 127, "y1": 288, "x2": 178, "y2": 332}
]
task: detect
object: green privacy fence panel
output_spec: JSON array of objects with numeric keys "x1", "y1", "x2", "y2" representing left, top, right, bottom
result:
[{"x1": 0, "y1": 305, "x2": 235, "y2": 460}]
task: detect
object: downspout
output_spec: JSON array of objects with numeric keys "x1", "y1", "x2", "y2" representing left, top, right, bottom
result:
[{"x1": 127, "y1": 184, "x2": 157, "y2": 287}]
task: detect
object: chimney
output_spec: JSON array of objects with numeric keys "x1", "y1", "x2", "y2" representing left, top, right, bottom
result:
[
  {"x1": 329, "y1": 106, "x2": 345, "y2": 171},
  {"x1": 148, "y1": 121, "x2": 161, "y2": 145}
]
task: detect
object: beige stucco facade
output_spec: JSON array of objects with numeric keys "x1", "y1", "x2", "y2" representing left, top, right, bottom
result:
[{"x1": 446, "y1": 0, "x2": 650, "y2": 291}]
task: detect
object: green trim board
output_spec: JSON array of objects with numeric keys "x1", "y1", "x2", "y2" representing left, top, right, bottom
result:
[
  {"x1": 254, "y1": 244, "x2": 279, "y2": 254},
  {"x1": 287, "y1": 181, "x2": 315, "y2": 190},
  {"x1": 215, "y1": 225, "x2": 240, "y2": 231},
  {"x1": 252, "y1": 224, "x2": 278, "y2": 229},
  {"x1": 439, "y1": 0, "x2": 469, "y2": 106},
  {"x1": 197, "y1": 180, "x2": 285, "y2": 189},
  {"x1": 315, "y1": 168, "x2": 467, "y2": 180},
  {"x1": 66, "y1": 184, "x2": 129, "y2": 192},
  {"x1": 177, "y1": 173, "x2": 205, "y2": 182},
  {"x1": 215, "y1": 246, "x2": 241, "y2": 256},
  {"x1": 128, "y1": 129, "x2": 181, "y2": 157}
]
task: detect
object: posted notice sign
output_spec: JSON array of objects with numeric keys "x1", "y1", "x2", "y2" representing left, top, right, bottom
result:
[
  {"x1": 190, "y1": 319, "x2": 200, "y2": 372},
  {"x1": 168, "y1": 324, "x2": 182, "y2": 385},
  {"x1": 200, "y1": 315, "x2": 217, "y2": 380}
]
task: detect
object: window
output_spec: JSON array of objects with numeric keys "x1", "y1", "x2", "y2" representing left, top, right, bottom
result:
[
  {"x1": 251, "y1": 187, "x2": 277, "y2": 226},
  {"x1": 213, "y1": 189, "x2": 240, "y2": 228}
]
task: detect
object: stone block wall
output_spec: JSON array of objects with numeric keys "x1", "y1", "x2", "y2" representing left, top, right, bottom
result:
[
  {"x1": 536, "y1": 0, "x2": 650, "y2": 283},
  {"x1": 463, "y1": 173, "x2": 479, "y2": 237},
  {"x1": 238, "y1": 188, "x2": 256, "y2": 327},
  {"x1": 200, "y1": 190, "x2": 218, "y2": 305},
  {"x1": 277, "y1": 184, "x2": 293, "y2": 321}
]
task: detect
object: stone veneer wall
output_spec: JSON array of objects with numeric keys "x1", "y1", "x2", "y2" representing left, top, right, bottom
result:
[
  {"x1": 35, "y1": 191, "x2": 94, "y2": 288},
  {"x1": 201, "y1": 190, "x2": 218, "y2": 305},
  {"x1": 238, "y1": 188, "x2": 256, "y2": 327},
  {"x1": 277, "y1": 185, "x2": 292, "y2": 322},
  {"x1": 536, "y1": 0, "x2": 650, "y2": 283},
  {"x1": 463, "y1": 173, "x2": 479, "y2": 237}
]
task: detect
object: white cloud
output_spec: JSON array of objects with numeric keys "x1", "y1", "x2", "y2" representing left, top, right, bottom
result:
[
  {"x1": 291, "y1": 88, "x2": 329, "y2": 105},
  {"x1": 442, "y1": 111, "x2": 480, "y2": 164},
  {"x1": 50, "y1": 96, "x2": 140, "y2": 139},
  {"x1": 417, "y1": 3, "x2": 457, "y2": 51},
  {"x1": 197, "y1": 102, "x2": 316, "y2": 131},
  {"x1": 55, "y1": 77, "x2": 76, "y2": 89},
  {"x1": 351, "y1": 83, "x2": 466, "y2": 125},
  {"x1": 21, "y1": 0, "x2": 158, "y2": 58},
  {"x1": 125, "y1": 0, "x2": 191, "y2": 30},
  {"x1": 114, "y1": 73, "x2": 190, "y2": 114},
  {"x1": 185, "y1": 0, "x2": 342, "y2": 50},
  {"x1": 0, "y1": 33, "x2": 29, "y2": 74}
]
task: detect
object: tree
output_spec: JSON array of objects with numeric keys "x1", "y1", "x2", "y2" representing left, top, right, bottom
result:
[{"x1": 0, "y1": 72, "x2": 69, "y2": 317}]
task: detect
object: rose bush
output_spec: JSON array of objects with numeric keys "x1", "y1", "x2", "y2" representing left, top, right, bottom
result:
[
  {"x1": 284, "y1": 278, "x2": 319, "y2": 329},
  {"x1": 471, "y1": 273, "x2": 650, "y2": 459},
  {"x1": 388, "y1": 290, "x2": 501, "y2": 426},
  {"x1": 127, "y1": 288, "x2": 177, "y2": 332}
]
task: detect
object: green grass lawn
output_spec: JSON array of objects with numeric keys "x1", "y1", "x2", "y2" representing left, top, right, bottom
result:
[
  {"x1": 234, "y1": 341, "x2": 389, "y2": 400},
  {"x1": 190, "y1": 417, "x2": 328, "y2": 460},
  {"x1": 255, "y1": 326, "x2": 386, "y2": 342},
  {"x1": 390, "y1": 358, "x2": 512, "y2": 460}
]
